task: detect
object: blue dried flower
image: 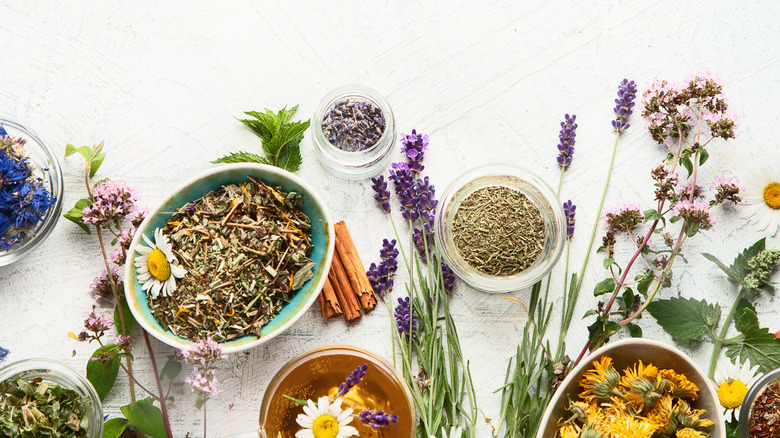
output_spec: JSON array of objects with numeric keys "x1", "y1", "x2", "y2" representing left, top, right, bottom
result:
[
  {"x1": 612, "y1": 79, "x2": 638, "y2": 133},
  {"x1": 0, "y1": 345, "x2": 9, "y2": 362},
  {"x1": 359, "y1": 409, "x2": 399, "y2": 428},
  {"x1": 556, "y1": 114, "x2": 577, "y2": 169},
  {"x1": 367, "y1": 239, "x2": 398, "y2": 296},
  {"x1": 563, "y1": 200, "x2": 576, "y2": 239},
  {"x1": 441, "y1": 262, "x2": 455, "y2": 294},
  {"x1": 0, "y1": 124, "x2": 7, "y2": 138},
  {"x1": 370, "y1": 175, "x2": 391, "y2": 214},
  {"x1": 337, "y1": 363, "x2": 368, "y2": 396},
  {"x1": 0, "y1": 149, "x2": 55, "y2": 249},
  {"x1": 400, "y1": 129, "x2": 428, "y2": 174},
  {"x1": 394, "y1": 297, "x2": 418, "y2": 341}
]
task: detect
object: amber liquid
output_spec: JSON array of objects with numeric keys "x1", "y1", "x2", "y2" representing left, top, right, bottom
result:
[{"x1": 260, "y1": 349, "x2": 415, "y2": 438}]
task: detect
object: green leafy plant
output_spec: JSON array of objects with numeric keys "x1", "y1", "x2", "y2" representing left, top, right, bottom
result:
[{"x1": 212, "y1": 106, "x2": 310, "y2": 172}]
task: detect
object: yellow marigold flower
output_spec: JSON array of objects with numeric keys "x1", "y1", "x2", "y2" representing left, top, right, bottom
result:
[
  {"x1": 579, "y1": 356, "x2": 624, "y2": 403},
  {"x1": 557, "y1": 423, "x2": 580, "y2": 438},
  {"x1": 623, "y1": 373, "x2": 665, "y2": 410},
  {"x1": 676, "y1": 428, "x2": 709, "y2": 438},
  {"x1": 607, "y1": 414, "x2": 657, "y2": 438},
  {"x1": 659, "y1": 368, "x2": 699, "y2": 400},
  {"x1": 645, "y1": 393, "x2": 673, "y2": 426},
  {"x1": 622, "y1": 360, "x2": 659, "y2": 381}
]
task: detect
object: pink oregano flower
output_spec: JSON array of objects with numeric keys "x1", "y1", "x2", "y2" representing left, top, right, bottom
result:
[
  {"x1": 602, "y1": 201, "x2": 644, "y2": 233},
  {"x1": 179, "y1": 337, "x2": 228, "y2": 408}
]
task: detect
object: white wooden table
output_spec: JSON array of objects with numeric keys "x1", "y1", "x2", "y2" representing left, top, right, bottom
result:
[{"x1": 1, "y1": 1, "x2": 778, "y2": 436}]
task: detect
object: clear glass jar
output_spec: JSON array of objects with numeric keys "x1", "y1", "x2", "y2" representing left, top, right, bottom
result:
[
  {"x1": 311, "y1": 85, "x2": 396, "y2": 179},
  {"x1": 0, "y1": 358, "x2": 104, "y2": 437},
  {"x1": 739, "y1": 366, "x2": 780, "y2": 438},
  {"x1": 0, "y1": 118, "x2": 64, "y2": 266},
  {"x1": 434, "y1": 164, "x2": 566, "y2": 292}
]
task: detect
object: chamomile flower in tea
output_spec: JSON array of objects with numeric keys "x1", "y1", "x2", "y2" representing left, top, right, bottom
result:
[
  {"x1": 557, "y1": 358, "x2": 713, "y2": 438},
  {"x1": 134, "y1": 227, "x2": 187, "y2": 299},
  {"x1": 295, "y1": 396, "x2": 358, "y2": 438}
]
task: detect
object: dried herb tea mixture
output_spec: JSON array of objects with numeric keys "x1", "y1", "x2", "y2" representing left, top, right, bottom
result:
[
  {"x1": 0, "y1": 376, "x2": 92, "y2": 437},
  {"x1": 452, "y1": 185, "x2": 545, "y2": 276},
  {"x1": 749, "y1": 380, "x2": 780, "y2": 438},
  {"x1": 153, "y1": 177, "x2": 314, "y2": 342},
  {"x1": 321, "y1": 98, "x2": 385, "y2": 152}
]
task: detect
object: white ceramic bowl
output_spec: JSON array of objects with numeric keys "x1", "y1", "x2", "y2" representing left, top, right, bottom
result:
[
  {"x1": 124, "y1": 163, "x2": 335, "y2": 354},
  {"x1": 537, "y1": 338, "x2": 726, "y2": 438}
]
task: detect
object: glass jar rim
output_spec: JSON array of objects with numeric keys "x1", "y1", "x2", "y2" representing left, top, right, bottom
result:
[{"x1": 738, "y1": 367, "x2": 780, "y2": 437}]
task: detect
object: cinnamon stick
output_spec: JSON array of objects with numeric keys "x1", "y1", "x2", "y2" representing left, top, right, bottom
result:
[
  {"x1": 330, "y1": 252, "x2": 362, "y2": 322},
  {"x1": 333, "y1": 221, "x2": 377, "y2": 312},
  {"x1": 318, "y1": 277, "x2": 343, "y2": 319}
]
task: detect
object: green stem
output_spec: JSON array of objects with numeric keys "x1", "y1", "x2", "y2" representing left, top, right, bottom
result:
[{"x1": 708, "y1": 287, "x2": 747, "y2": 379}]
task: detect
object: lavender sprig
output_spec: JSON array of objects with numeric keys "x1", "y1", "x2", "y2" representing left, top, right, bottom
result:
[
  {"x1": 371, "y1": 175, "x2": 392, "y2": 214},
  {"x1": 337, "y1": 363, "x2": 368, "y2": 397},
  {"x1": 442, "y1": 263, "x2": 455, "y2": 294},
  {"x1": 400, "y1": 129, "x2": 428, "y2": 174},
  {"x1": 394, "y1": 297, "x2": 418, "y2": 342},
  {"x1": 563, "y1": 200, "x2": 576, "y2": 239},
  {"x1": 358, "y1": 410, "x2": 399, "y2": 428},
  {"x1": 556, "y1": 114, "x2": 577, "y2": 169},
  {"x1": 367, "y1": 239, "x2": 398, "y2": 296},
  {"x1": 612, "y1": 79, "x2": 638, "y2": 133}
]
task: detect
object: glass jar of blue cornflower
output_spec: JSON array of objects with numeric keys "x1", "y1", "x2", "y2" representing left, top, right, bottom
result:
[
  {"x1": 311, "y1": 85, "x2": 396, "y2": 179},
  {"x1": 0, "y1": 119, "x2": 63, "y2": 266}
]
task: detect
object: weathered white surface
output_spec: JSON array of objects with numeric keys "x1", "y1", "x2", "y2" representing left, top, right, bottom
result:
[{"x1": 1, "y1": 1, "x2": 778, "y2": 436}]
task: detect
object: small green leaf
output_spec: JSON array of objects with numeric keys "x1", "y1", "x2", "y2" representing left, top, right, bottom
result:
[
  {"x1": 626, "y1": 323, "x2": 643, "y2": 338},
  {"x1": 195, "y1": 394, "x2": 208, "y2": 410},
  {"x1": 643, "y1": 209, "x2": 663, "y2": 222},
  {"x1": 727, "y1": 307, "x2": 780, "y2": 373},
  {"x1": 646, "y1": 297, "x2": 714, "y2": 341},
  {"x1": 120, "y1": 398, "x2": 168, "y2": 438},
  {"x1": 87, "y1": 344, "x2": 120, "y2": 401},
  {"x1": 680, "y1": 156, "x2": 693, "y2": 178},
  {"x1": 587, "y1": 320, "x2": 604, "y2": 345},
  {"x1": 702, "y1": 252, "x2": 741, "y2": 283},
  {"x1": 103, "y1": 418, "x2": 129, "y2": 438},
  {"x1": 732, "y1": 238, "x2": 766, "y2": 280},
  {"x1": 636, "y1": 271, "x2": 653, "y2": 297},
  {"x1": 669, "y1": 215, "x2": 682, "y2": 224},
  {"x1": 90, "y1": 152, "x2": 106, "y2": 178},
  {"x1": 701, "y1": 301, "x2": 721, "y2": 330},
  {"x1": 699, "y1": 147, "x2": 710, "y2": 165},
  {"x1": 605, "y1": 321, "x2": 621, "y2": 334},
  {"x1": 65, "y1": 144, "x2": 92, "y2": 162},
  {"x1": 621, "y1": 289, "x2": 635, "y2": 311},
  {"x1": 64, "y1": 144, "x2": 78, "y2": 157},
  {"x1": 582, "y1": 309, "x2": 597, "y2": 319},
  {"x1": 160, "y1": 356, "x2": 183, "y2": 381},
  {"x1": 593, "y1": 278, "x2": 616, "y2": 297},
  {"x1": 63, "y1": 198, "x2": 93, "y2": 234},
  {"x1": 210, "y1": 151, "x2": 269, "y2": 165},
  {"x1": 114, "y1": 297, "x2": 136, "y2": 335}
]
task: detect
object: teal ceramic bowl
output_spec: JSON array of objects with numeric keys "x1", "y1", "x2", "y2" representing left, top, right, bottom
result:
[{"x1": 123, "y1": 163, "x2": 334, "y2": 353}]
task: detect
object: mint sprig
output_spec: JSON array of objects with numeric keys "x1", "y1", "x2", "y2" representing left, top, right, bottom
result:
[{"x1": 213, "y1": 106, "x2": 310, "y2": 172}]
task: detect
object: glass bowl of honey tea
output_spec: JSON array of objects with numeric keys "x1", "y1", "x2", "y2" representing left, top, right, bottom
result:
[
  {"x1": 231, "y1": 345, "x2": 416, "y2": 438},
  {"x1": 435, "y1": 164, "x2": 566, "y2": 293}
]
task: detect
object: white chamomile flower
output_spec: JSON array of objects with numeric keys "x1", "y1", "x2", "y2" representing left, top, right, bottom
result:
[
  {"x1": 440, "y1": 425, "x2": 463, "y2": 438},
  {"x1": 743, "y1": 167, "x2": 780, "y2": 236},
  {"x1": 711, "y1": 357, "x2": 763, "y2": 422},
  {"x1": 295, "y1": 397, "x2": 358, "y2": 438},
  {"x1": 134, "y1": 228, "x2": 187, "y2": 299}
]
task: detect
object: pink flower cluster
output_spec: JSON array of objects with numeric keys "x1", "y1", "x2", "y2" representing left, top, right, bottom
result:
[
  {"x1": 82, "y1": 309, "x2": 113, "y2": 334},
  {"x1": 602, "y1": 201, "x2": 644, "y2": 233},
  {"x1": 90, "y1": 267, "x2": 122, "y2": 301},
  {"x1": 673, "y1": 200, "x2": 716, "y2": 231},
  {"x1": 179, "y1": 337, "x2": 229, "y2": 400},
  {"x1": 82, "y1": 181, "x2": 142, "y2": 225},
  {"x1": 710, "y1": 177, "x2": 745, "y2": 206}
]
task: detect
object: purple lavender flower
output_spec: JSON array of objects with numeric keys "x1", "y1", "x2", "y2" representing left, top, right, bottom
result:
[
  {"x1": 388, "y1": 162, "x2": 415, "y2": 197},
  {"x1": 556, "y1": 114, "x2": 577, "y2": 169},
  {"x1": 337, "y1": 363, "x2": 368, "y2": 396},
  {"x1": 394, "y1": 297, "x2": 418, "y2": 341},
  {"x1": 359, "y1": 410, "x2": 399, "y2": 428},
  {"x1": 563, "y1": 200, "x2": 576, "y2": 239},
  {"x1": 367, "y1": 239, "x2": 398, "y2": 296},
  {"x1": 612, "y1": 79, "x2": 638, "y2": 133},
  {"x1": 441, "y1": 263, "x2": 455, "y2": 294},
  {"x1": 415, "y1": 176, "x2": 437, "y2": 233},
  {"x1": 413, "y1": 228, "x2": 428, "y2": 262},
  {"x1": 400, "y1": 129, "x2": 429, "y2": 174},
  {"x1": 371, "y1": 175, "x2": 391, "y2": 213},
  {"x1": 90, "y1": 268, "x2": 122, "y2": 301},
  {"x1": 82, "y1": 180, "x2": 139, "y2": 225},
  {"x1": 0, "y1": 345, "x2": 9, "y2": 362}
]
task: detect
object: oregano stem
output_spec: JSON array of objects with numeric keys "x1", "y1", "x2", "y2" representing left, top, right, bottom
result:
[
  {"x1": 708, "y1": 287, "x2": 747, "y2": 379},
  {"x1": 143, "y1": 330, "x2": 174, "y2": 438}
]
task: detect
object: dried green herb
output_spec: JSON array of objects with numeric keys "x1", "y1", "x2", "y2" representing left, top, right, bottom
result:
[
  {"x1": 452, "y1": 185, "x2": 545, "y2": 276},
  {"x1": 151, "y1": 176, "x2": 314, "y2": 342},
  {"x1": 0, "y1": 376, "x2": 92, "y2": 437}
]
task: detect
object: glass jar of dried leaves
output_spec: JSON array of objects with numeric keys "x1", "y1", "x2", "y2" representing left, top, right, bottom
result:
[
  {"x1": 311, "y1": 85, "x2": 396, "y2": 179},
  {"x1": 0, "y1": 358, "x2": 103, "y2": 437},
  {"x1": 434, "y1": 164, "x2": 566, "y2": 292}
]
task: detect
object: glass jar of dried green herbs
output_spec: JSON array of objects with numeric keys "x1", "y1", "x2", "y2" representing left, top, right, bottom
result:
[
  {"x1": 311, "y1": 85, "x2": 396, "y2": 179},
  {"x1": 434, "y1": 164, "x2": 566, "y2": 292},
  {"x1": 0, "y1": 359, "x2": 103, "y2": 437}
]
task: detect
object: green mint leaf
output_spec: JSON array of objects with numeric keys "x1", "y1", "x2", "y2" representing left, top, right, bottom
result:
[
  {"x1": 87, "y1": 344, "x2": 120, "y2": 400},
  {"x1": 621, "y1": 288, "x2": 635, "y2": 311},
  {"x1": 644, "y1": 209, "x2": 663, "y2": 222},
  {"x1": 734, "y1": 301, "x2": 759, "y2": 334},
  {"x1": 89, "y1": 152, "x2": 106, "y2": 178},
  {"x1": 276, "y1": 138, "x2": 303, "y2": 172},
  {"x1": 120, "y1": 398, "x2": 168, "y2": 438},
  {"x1": 588, "y1": 320, "x2": 604, "y2": 344},
  {"x1": 701, "y1": 301, "x2": 721, "y2": 330},
  {"x1": 63, "y1": 198, "x2": 93, "y2": 234},
  {"x1": 114, "y1": 296, "x2": 136, "y2": 335},
  {"x1": 699, "y1": 147, "x2": 710, "y2": 165},
  {"x1": 160, "y1": 356, "x2": 183, "y2": 382},
  {"x1": 211, "y1": 151, "x2": 270, "y2": 165},
  {"x1": 626, "y1": 323, "x2": 643, "y2": 338},
  {"x1": 238, "y1": 116, "x2": 272, "y2": 139},
  {"x1": 266, "y1": 120, "x2": 310, "y2": 163},
  {"x1": 103, "y1": 418, "x2": 129, "y2": 438},
  {"x1": 636, "y1": 270, "x2": 653, "y2": 297},
  {"x1": 669, "y1": 215, "x2": 682, "y2": 224},
  {"x1": 646, "y1": 297, "x2": 714, "y2": 341},
  {"x1": 727, "y1": 307, "x2": 780, "y2": 373},
  {"x1": 680, "y1": 156, "x2": 693, "y2": 178},
  {"x1": 702, "y1": 252, "x2": 741, "y2": 284},
  {"x1": 593, "y1": 278, "x2": 616, "y2": 297},
  {"x1": 582, "y1": 309, "x2": 597, "y2": 319},
  {"x1": 732, "y1": 238, "x2": 766, "y2": 280}
]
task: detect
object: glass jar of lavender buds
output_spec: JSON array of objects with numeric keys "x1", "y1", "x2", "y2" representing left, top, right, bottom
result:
[
  {"x1": 311, "y1": 85, "x2": 396, "y2": 179},
  {"x1": 434, "y1": 164, "x2": 566, "y2": 293}
]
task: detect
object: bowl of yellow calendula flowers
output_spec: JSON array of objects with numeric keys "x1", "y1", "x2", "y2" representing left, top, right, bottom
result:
[{"x1": 537, "y1": 338, "x2": 726, "y2": 438}]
